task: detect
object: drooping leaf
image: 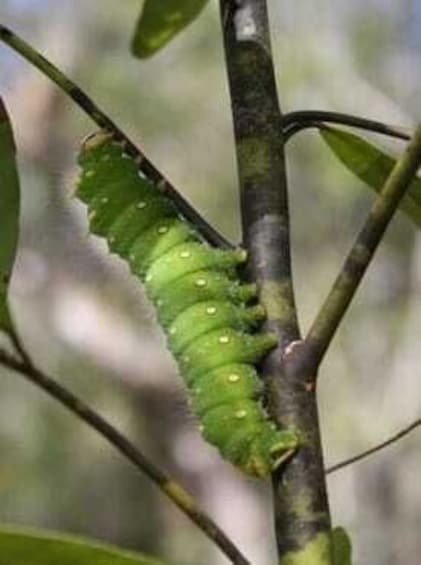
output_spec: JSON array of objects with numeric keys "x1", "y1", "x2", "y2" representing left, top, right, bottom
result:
[
  {"x1": 0, "y1": 526, "x2": 163, "y2": 565},
  {"x1": 332, "y1": 527, "x2": 352, "y2": 565},
  {"x1": 320, "y1": 126, "x2": 421, "y2": 228},
  {"x1": 131, "y1": 0, "x2": 209, "y2": 58},
  {"x1": 0, "y1": 97, "x2": 20, "y2": 332}
]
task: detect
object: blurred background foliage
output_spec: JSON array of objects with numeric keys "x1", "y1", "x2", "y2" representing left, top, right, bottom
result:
[{"x1": 0, "y1": 1, "x2": 420, "y2": 564}]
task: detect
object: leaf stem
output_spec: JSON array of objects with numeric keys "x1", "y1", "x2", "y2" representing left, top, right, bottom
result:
[
  {"x1": 304, "y1": 125, "x2": 421, "y2": 368},
  {"x1": 0, "y1": 342, "x2": 249, "y2": 565},
  {"x1": 283, "y1": 110, "x2": 410, "y2": 142},
  {"x1": 0, "y1": 24, "x2": 232, "y2": 249}
]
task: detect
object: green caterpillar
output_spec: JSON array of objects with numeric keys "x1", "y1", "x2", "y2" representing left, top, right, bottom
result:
[{"x1": 76, "y1": 132, "x2": 298, "y2": 477}]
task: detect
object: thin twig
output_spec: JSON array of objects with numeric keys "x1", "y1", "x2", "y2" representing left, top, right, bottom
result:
[
  {"x1": 326, "y1": 417, "x2": 421, "y2": 474},
  {"x1": 0, "y1": 24, "x2": 232, "y2": 249},
  {"x1": 282, "y1": 110, "x2": 410, "y2": 143},
  {"x1": 0, "y1": 346, "x2": 249, "y2": 565},
  {"x1": 304, "y1": 125, "x2": 421, "y2": 368}
]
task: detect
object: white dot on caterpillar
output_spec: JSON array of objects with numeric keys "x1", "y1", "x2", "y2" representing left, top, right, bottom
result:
[
  {"x1": 101, "y1": 154, "x2": 110, "y2": 162},
  {"x1": 235, "y1": 409, "x2": 247, "y2": 419},
  {"x1": 136, "y1": 201, "x2": 147, "y2": 209},
  {"x1": 156, "y1": 299, "x2": 164, "y2": 307},
  {"x1": 228, "y1": 374, "x2": 240, "y2": 383},
  {"x1": 85, "y1": 170, "x2": 95, "y2": 178},
  {"x1": 129, "y1": 254, "x2": 135, "y2": 262},
  {"x1": 108, "y1": 235, "x2": 115, "y2": 243},
  {"x1": 183, "y1": 355, "x2": 190, "y2": 363},
  {"x1": 179, "y1": 250, "x2": 191, "y2": 259},
  {"x1": 219, "y1": 335, "x2": 230, "y2": 344},
  {"x1": 198, "y1": 424, "x2": 204, "y2": 433},
  {"x1": 145, "y1": 273, "x2": 152, "y2": 282},
  {"x1": 88, "y1": 210, "x2": 96, "y2": 221},
  {"x1": 100, "y1": 196, "x2": 108, "y2": 204},
  {"x1": 206, "y1": 306, "x2": 217, "y2": 315},
  {"x1": 195, "y1": 278, "x2": 207, "y2": 287},
  {"x1": 169, "y1": 327, "x2": 177, "y2": 335},
  {"x1": 157, "y1": 225, "x2": 168, "y2": 234}
]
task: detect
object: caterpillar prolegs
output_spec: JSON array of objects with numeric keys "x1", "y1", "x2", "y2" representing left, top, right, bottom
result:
[{"x1": 76, "y1": 132, "x2": 298, "y2": 477}]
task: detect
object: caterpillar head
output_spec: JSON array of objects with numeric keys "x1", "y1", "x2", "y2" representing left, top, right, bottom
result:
[
  {"x1": 245, "y1": 428, "x2": 298, "y2": 477},
  {"x1": 80, "y1": 130, "x2": 114, "y2": 152}
]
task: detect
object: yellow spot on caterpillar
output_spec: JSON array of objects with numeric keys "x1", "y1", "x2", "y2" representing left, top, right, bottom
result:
[
  {"x1": 180, "y1": 250, "x2": 191, "y2": 259},
  {"x1": 183, "y1": 355, "x2": 190, "y2": 363},
  {"x1": 228, "y1": 374, "x2": 240, "y2": 383},
  {"x1": 169, "y1": 327, "x2": 177, "y2": 335},
  {"x1": 100, "y1": 196, "x2": 108, "y2": 204},
  {"x1": 129, "y1": 254, "x2": 135, "y2": 261},
  {"x1": 157, "y1": 226, "x2": 168, "y2": 234},
  {"x1": 85, "y1": 170, "x2": 95, "y2": 178},
  {"x1": 195, "y1": 387, "x2": 202, "y2": 394},
  {"x1": 206, "y1": 306, "x2": 217, "y2": 315},
  {"x1": 235, "y1": 409, "x2": 247, "y2": 419},
  {"x1": 156, "y1": 299, "x2": 164, "y2": 307},
  {"x1": 88, "y1": 210, "x2": 96, "y2": 221},
  {"x1": 198, "y1": 424, "x2": 204, "y2": 433},
  {"x1": 137, "y1": 201, "x2": 147, "y2": 209},
  {"x1": 219, "y1": 335, "x2": 230, "y2": 344},
  {"x1": 195, "y1": 278, "x2": 207, "y2": 287},
  {"x1": 145, "y1": 273, "x2": 152, "y2": 282}
]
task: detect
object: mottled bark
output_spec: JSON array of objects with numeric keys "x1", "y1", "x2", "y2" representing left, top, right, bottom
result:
[{"x1": 219, "y1": 1, "x2": 332, "y2": 561}]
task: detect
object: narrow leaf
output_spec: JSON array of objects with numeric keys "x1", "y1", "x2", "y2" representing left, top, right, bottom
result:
[
  {"x1": 0, "y1": 97, "x2": 20, "y2": 331},
  {"x1": 0, "y1": 526, "x2": 163, "y2": 565},
  {"x1": 320, "y1": 126, "x2": 421, "y2": 228},
  {"x1": 131, "y1": 0, "x2": 209, "y2": 58}
]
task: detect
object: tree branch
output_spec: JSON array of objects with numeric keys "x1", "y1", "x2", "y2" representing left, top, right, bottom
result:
[
  {"x1": 0, "y1": 340, "x2": 249, "y2": 565},
  {"x1": 282, "y1": 110, "x2": 411, "y2": 143},
  {"x1": 304, "y1": 125, "x2": 421, "y2": 368},
  {"x1": 326, "y1": 416, "x2": 421, "y2": 475},
  {"x1": 219, "y1": 0, "x2": 332, "y2": 560},
  {"x1": 0, "y1": 24, "x2": 232, "y2": 249}
]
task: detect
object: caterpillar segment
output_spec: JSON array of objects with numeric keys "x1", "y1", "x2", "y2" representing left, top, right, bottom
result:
[{"x1": 77, "y1": 131, "x2": 298, "y2": 477}]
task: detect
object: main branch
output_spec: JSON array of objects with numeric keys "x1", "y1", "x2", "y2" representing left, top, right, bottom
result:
[{"x1": 219, "y1": 1, "x2": 332, "y2": 561}]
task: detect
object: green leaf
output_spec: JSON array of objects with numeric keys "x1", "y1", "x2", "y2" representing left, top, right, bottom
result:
[
  {"x1": 332, "y1": 527, "x2": 352, "y2": 565},
  {"x1": 320, "y1": 126, "x2": 421, "y2": 228},
  {"x1": 0, "y1": 98, "x2": 20, "y2": 331},
  {"x1": 0, "y1": 526, "x2": 163, "y2": 565},
  {"x1": 131, "y1": 0, "x2": 209, "y2": 58}
]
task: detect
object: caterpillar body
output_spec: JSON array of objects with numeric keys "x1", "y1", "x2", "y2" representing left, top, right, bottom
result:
[{"x1": 76, "y1": 132, "x2": 298, "y2": 477}]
